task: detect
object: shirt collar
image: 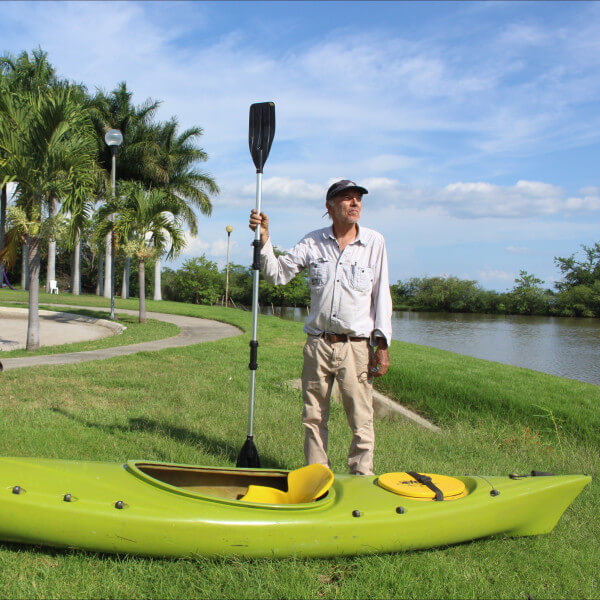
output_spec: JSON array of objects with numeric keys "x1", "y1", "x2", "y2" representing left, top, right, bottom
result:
[{"x1": 324, "y1": 224, "x2": 366, "y2": 246}]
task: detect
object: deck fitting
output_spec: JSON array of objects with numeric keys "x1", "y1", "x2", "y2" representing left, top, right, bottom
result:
[{"x1": 12, "y1": 486, "x2": 22, "y2": 495}]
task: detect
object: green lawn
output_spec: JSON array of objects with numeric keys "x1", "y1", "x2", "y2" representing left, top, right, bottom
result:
[{"x1": 0, "y1": 289, "x2": 597, "y2": 599}]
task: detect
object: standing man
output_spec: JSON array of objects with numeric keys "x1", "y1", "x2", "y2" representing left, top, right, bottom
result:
[{"x1": 249, "y1": 179, "x2": 392, "y2": 476}]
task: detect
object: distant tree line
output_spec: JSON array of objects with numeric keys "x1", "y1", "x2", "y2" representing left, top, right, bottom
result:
[
  {"x1": 391, "y1": 242, "x2": 600, "y2": 317},
  {"x1": 160, "y1": 241, "x2": 600, "y2": 318},
  {"x1": 161, "y1": 250, "x2": 311, "y2": 309}
]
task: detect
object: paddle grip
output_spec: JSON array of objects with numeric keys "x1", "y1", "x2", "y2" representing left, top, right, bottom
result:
[
  {"x1": 249, "y1": 340, "x2": 259, "y2": 370},
  {"x1": 252, "y1": 240, "x2": 261, "y2": 271}
]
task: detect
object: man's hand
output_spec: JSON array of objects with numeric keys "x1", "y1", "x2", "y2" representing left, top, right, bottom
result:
[
  {"x1": 249, "y1": 209, "x2": 269, "y2": 247},
  {"x1": 369, "y1": 339, "x2": 390, "y2": 377}
]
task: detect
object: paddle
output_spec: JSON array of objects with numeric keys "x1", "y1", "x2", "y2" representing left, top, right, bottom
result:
[{"x1": 236, "y1": 102, "x2": 276, "y2": 468}]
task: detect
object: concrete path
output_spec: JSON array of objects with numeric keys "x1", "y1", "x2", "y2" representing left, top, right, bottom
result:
[
  {"x1": 0, "y1": 307, "x2": 124, "y2": 351},
  {"x1": 0, "y1": 304, "x2": 241, "y2": 372}
]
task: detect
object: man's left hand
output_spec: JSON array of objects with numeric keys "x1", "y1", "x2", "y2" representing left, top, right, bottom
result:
[{"x1": 370, "y1": 346, "x2": 390, "y2": 377}]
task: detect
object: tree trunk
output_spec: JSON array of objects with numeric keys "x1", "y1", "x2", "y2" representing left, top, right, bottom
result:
[
  {"x1": 0, "y1": 185, "x2": 6, "y2": 254},
  {"x1": 138, "y1": 259, "x2": 146, "y2": 323},
  {"x1": 71, "y1": 230, "x2": 81, "y2": 295},
  {"x1": 104, "y1": 231, "x2": 111, "y2": 298},
  {"x1": 0, "y1": 186, "x2": 6, "y2": 288},
  {"x1": 45, "y1": 197, "x2": 58, "y2": 292},
  {"x1": 21, "y1": 241, "x2": 29, "y2": 290},
  {"x1": 26, "y1": 235, "x2": 41, "y2": 350},
  {"x1": 153, "y1": 256, "x2": 162, "y2": 301},
  {"x1": 121, "y1": 257, "x2": 130, "y2": 299},
  {"x1": 96, "y1": 254, "x2": 104, "y2": 296}
]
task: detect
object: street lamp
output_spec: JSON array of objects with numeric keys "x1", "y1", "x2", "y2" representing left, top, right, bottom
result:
[
  {"x1": 105, "y1": 129, "x2": 123, "y2": 320},
  {"x1": 225, "y1": 225, "x2": 233, "y2": 307}
]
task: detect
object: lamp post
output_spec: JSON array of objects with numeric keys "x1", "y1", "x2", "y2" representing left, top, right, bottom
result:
[
  {"x1": 104, "y1": 129, "x2": 123, "y2": 320},
  {"x1": 225, "y1": 225, "x2": 233, "y2": 307}
]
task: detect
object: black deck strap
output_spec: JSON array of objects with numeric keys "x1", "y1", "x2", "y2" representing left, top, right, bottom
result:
[
  {"x1": 252, "y1": 239, "x2": 261, "y2": 271},
  {"x1": 407, "y1": 471, "x2": 444, "y2": 501},
  {"x1": 249, "y1": 340, "x2": 259, "y2": 370}
]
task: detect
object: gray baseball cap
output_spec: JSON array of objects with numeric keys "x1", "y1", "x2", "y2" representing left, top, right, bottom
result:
[{"x1": 326, "y1": 179, "x2": 369, "y2": 201}]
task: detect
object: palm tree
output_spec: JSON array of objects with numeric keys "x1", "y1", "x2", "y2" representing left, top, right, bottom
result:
[
  {"x1": 0, "y1": 85, "x2": 97, "y2": 349},
  {"x1": 61, "y1": 173, "x2": 102, "y2": 295},
  {"x1": 152, "y1": 117, "x2": 219, "y2": 300},
  {"x1": 0, "y1": 48, "x2": 62, "y2": 291},
  {"x1": 96, "y1": 182, "x2": 185, "y2": 322},
  {"x1": 88, "y1": 82, "x2": 163, "y2": 298}
]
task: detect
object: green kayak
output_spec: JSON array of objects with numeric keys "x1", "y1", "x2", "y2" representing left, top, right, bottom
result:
[{"x1": 0, "y1": 457, "x2": 590, "y2": 558}]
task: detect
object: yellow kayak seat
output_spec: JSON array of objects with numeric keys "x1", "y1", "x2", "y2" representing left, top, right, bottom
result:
[{"x1": 241, "y1": 464, "x2": 334, "y2": 504}]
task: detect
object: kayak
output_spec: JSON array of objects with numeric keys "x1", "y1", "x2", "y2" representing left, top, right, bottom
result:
[{"x1": 0, "y1": 457, "x2": 589, "y2": 558}]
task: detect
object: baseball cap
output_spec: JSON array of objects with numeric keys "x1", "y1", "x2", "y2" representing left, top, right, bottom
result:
[{"x1": 326, "y1": 180, "x2": 369, "y2": 201}]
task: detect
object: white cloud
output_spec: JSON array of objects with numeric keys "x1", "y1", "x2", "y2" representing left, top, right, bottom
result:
[
  {"x1": 181, "y1": 233, "x2": 209, "y2": 256},
  {"x1": 227, "y1": 176, "x2": 600, "y2": 220},
  {"x1": 241, "y1": 177, "x2": 323, "y2": 204},
  {"x1": 480, "y1": 270, "x2": 514, "y2": 282}
]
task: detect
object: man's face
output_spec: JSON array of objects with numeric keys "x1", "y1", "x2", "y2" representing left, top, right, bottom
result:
[{"x1": 327, "y1": 189, "x2": 363, "y2": 226}]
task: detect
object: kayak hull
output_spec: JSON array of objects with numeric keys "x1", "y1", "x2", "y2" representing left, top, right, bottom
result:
[{"x1": 0, "y1": 458, "x2": 590, "y2": 558}]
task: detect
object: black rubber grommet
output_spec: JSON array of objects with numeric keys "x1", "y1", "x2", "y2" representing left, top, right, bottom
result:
[
  {"x1": 12, "y1": 486, "x2": 21, "y2": 495},
  {"x1": 396, "y1": 506, "x2": 405, "y2": 514},
  {"x1": 352, "y1": 510, "x2": 361, "y2": 517},
  {"x1": 115, "y1": 500, "x2": 124, "y2": 509},
  {"x1": 490, "y1": 489, "x2": 500, "y2": 497},
  {"x1": 64, "y1": 494, "x2": 72, "y2": 502}
]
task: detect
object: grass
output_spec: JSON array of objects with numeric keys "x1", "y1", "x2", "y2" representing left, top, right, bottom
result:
[
  {"x1": 0, "y1": 288, "x2": 597, "y2": 599},
  {"x1": 0, "y1": 303, "x2": 179, "y2": 358}
]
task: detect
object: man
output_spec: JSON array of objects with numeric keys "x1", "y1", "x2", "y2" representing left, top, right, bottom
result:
[{"x1": 249, "y1": 179, "x2": 392, "y2": 475}]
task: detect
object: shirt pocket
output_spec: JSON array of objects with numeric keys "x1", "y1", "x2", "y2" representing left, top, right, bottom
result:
[
  {"x1": 308, "y1": 258, "x2": 330, "y2": 288},
  {"x1": 349, "y1": 264, "x2": 373, "y2": 293}
]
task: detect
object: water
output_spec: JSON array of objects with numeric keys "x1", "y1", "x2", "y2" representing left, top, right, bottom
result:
[{"x1": 259, "y1": 307, "x2": 600, "y2": 385}]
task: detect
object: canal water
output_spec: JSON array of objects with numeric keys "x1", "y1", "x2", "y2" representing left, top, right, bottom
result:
[{"x1": 259, "y1": 307, "x2": 600, "y2": 385}]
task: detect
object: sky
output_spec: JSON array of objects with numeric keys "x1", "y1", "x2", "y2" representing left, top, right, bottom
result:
[{"x1": 2, "y1": 1, "x2": 599, "y2": 291}]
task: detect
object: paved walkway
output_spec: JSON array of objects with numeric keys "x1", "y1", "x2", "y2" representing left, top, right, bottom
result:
[
  {"x1": 0, "y1": 304, "x2": 241, "y2": 372},
  {"x1": 0, "y1": 307, "x2": 125, "y2": 351}
]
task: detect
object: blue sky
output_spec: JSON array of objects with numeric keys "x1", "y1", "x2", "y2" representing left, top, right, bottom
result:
[{"x1": 2, "y1": 1, "x2": 599, "y2": 290}]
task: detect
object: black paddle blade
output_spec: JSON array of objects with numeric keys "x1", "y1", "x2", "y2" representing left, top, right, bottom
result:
[
  {"x1": 249, "y1": 102, "x2": 275, "y2": 173},
  {"x1": 237, "y1": 436, "x2": 261, "y2": 468}
]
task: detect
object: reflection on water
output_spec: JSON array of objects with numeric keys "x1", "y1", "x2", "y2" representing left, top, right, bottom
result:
[{"x1": 260, "y1": 306, "x2": 600, "y2": 385}]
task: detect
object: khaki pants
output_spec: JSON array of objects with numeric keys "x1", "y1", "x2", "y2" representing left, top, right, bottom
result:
[{"x1": 301, "y1": 335, "x2": 374, "y2": 475}]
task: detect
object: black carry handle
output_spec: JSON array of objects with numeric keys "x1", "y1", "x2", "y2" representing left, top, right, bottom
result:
[
  {"x1": 249, "y1": 102, "x2": 276, "y2": 173},
  {"x1": 407, "y1": 471, "x2": 444, "y2": 501}
]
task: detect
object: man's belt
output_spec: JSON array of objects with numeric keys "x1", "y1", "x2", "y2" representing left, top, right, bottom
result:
[{"x1": 322, "y1": 333, "x2": 368, "y2": 343}]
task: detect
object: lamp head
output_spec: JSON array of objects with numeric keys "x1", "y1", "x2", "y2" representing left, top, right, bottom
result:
[{"x1": 105, "y1": 129, "x2": 123, "y2": 147}]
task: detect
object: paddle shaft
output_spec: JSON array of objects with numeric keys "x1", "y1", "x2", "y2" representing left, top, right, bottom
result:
[{"x1": 247, "y1": 171, "x2": 263, "y2": 437}]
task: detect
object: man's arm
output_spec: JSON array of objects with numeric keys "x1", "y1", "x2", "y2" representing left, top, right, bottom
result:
[
  {"x1": 249, "y1": 209, "x2": 307, "y2": 285},
  {"x1": 369, "y1": 237, "x2": 393, "y2": 377}
]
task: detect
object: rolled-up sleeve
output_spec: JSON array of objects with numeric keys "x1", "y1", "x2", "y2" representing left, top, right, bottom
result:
[
  {"x1": 260, "y1": 237, "x2": 308, "y2": 285},
  {"x1": 370, "y1": 238, "x2": 393, "y2": 347}
]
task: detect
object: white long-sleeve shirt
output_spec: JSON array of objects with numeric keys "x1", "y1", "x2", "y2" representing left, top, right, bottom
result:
[{"x1": 260, "y1": 225, "x2": 393, "y2": 346}]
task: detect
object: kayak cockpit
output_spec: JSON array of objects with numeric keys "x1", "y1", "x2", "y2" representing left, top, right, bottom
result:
[{"x1": 128, "y1": 461, "x2": 334, "y2": 506}]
